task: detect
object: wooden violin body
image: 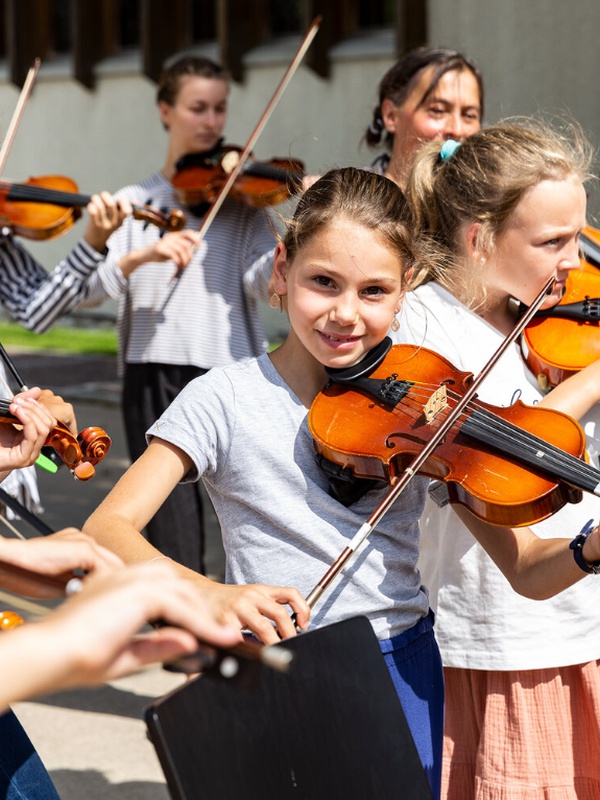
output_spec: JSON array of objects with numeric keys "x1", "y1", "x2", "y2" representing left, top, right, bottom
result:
[
  {"x1": 521, "y1": 267, "x2": 600, "y2": 389},
  {"x1": 309, "y1": 343, "x2": 596, "y2": 527},
  {"x1": 581, "y1": 225, "x2": 600, "y2": 272},
  {"x1": 0, "y1": 175, "x2": 185, "y2": 240},
  {"x1": 172, "y1": 146, "x2": 304, "y2": 210}
]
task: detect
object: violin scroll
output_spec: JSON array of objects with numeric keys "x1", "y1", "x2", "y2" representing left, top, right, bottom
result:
[
  {"x1": 0, "y1": 401, "x2": 111, "y2": 480},
  {"x1": 44, "y1": 423, "x2": 111, "y2": 480},
  {"x1": 131, "y1": 205, "x2": 186, "y2": 233}
]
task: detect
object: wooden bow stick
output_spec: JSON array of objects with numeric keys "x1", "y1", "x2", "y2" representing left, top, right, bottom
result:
[
  {"x1": 0, "y1": 58, "x2": 40, "y2": 175},
  {"x1": 194, "y1": 17, "x2": 321, "y2": 242}
]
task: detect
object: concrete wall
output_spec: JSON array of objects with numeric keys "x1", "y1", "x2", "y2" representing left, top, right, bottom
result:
[
  {"x1": 0, "y1": 2, "x2": 598, "y2": 332},
  {"x1": 428, "y1": 0, "x2": 600, "y2": 213}
]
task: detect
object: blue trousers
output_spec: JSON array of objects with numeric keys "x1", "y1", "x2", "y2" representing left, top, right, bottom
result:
[
  {"x1": 0, "y1": 709, "x2": 59, "y2": 800},
  {"x1": 380, "y1": 610, "x2": 444, "y2": 800}
]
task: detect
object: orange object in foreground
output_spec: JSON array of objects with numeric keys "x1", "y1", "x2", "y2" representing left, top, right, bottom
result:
[
  {"x1": 309, "y1": 343, "x2": 599, "y2": 527},
  {"x1": 172, "y1": 146, "x2": 304, "y2": 210},
  {"x1": 0, "y1": 611, "x2": 24, "y2": 630},
  {"x1": 0, "y1": 175, "x2": 185, "y2": 240},
  {"x1": 0, "y1": 399, "x2": 111, "y2": 480},
  {"x1": 521, "y1": 268, "x2": 600, "y2": 390}
]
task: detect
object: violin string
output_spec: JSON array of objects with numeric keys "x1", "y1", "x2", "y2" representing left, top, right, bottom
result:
[
  {"x1": 0, "y1": 181, "x2": 90, "y2": 207},
  {"x1": 389, "y1": 381, "x2": 599, "y2": 490}
]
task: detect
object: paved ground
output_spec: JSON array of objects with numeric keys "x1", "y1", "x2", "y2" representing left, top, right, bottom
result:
[{"x1": 3, "y1": 350, "x2": 226, "y2": 800}]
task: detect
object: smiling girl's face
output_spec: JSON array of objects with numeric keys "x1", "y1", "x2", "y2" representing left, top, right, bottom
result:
[{"x1": 272, "y1": 216, "x2": 405, "y2": 373}]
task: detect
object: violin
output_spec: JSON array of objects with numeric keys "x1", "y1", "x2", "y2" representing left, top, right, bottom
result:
[
  {"x1": 521, "y1": 267, "x2": 600, "y2": 390},
  {"x1": 0, "y1": 398, "x2": 110, "y2": 480},
  {"x1": 0, "y1": 175, "x2": 186, "y2": 240},
  {"x1": 309, "y1": 340, "x2": 600, "y2": 528},
  {"x1": 581, "y1": 225, "x2": 600, "y2": 272},
  {"x1": 171, "y1": 145, "x2": 304, "y2": 211}
]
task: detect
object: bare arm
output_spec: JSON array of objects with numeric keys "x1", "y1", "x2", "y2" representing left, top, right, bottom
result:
[
  {"x1": 83, "y1": 439, "x2": 310, "y2": 642},
  {"x1": 537, "y1": 359, "x2": 600, "y2": 420},
  {"x1": 0, "y1": 560, "x2": 241, "y2": 709},
  {"x1": 456, "y1": 505, "x2": 600, "y2": 599}
]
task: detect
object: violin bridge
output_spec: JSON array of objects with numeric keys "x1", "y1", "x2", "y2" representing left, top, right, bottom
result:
[{"x1": 423, "y1": 385, "x2": 447, "y2": 424}]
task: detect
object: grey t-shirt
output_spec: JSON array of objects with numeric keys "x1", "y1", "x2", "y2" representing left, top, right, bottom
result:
[{"x1": 147, "y1": 353, "x2": 430, "y2": 640}]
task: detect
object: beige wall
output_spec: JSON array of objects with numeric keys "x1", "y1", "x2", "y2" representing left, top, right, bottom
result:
[
  {"x1": 428, "y1": 0, "x2": 600, "y2": 214},
  {"x1": 0, "y1": 2, "x2": 598, "y2": 326}
]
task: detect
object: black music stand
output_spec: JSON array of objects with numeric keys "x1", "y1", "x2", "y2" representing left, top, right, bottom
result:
[{"x1": 144, "y1": 616, "x2": 433, "y2": 800}]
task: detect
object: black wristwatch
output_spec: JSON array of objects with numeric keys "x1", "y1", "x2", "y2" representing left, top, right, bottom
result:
[{"x1": 569, "y1": 521, "x2": 600, "y2": 575}]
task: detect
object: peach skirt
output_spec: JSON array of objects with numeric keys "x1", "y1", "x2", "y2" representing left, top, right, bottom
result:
[{"x1": 442, "y1": 662, "x2": 600, "y2": 800}]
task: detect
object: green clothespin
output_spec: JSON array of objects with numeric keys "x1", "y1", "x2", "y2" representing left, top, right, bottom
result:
[{"x1": 35, "y1": 452, "x2": 58, "y2": 473}]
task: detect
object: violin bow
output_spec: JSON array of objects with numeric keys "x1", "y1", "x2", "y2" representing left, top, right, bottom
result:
[
  {"x1": 160, "y1": 16, "x2": 320, "y2": 309},
  {"x1": 0, "y1": 487, "x2": 53, "y2": 537},
  {"x1": 301, "y1": 277, "x2": 557, "y2": 613},
  {"x1": 193, "y1": 16, "x2": 321, "y2": 241},
  {"x1": 0, "y1": 58, "x2": 40, "y2": 176}
]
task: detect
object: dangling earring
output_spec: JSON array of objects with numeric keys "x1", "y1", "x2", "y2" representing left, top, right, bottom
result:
[
  {"x1": 390, "y1": 315, "x2": 400, "y2": 332},
  {"x1": 269, "y1": 293, "x2": 285, "y2": 312}
]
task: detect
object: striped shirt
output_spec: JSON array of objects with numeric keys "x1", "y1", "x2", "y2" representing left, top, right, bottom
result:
[
  {"x1": 0, "y1": 233, "x2": 107, "y2": 332},
  {"x1": 96, "y1": 172, "x2": 276, "y2": 375}
]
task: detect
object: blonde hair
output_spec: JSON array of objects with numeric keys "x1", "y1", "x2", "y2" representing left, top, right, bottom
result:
[{"x1": 405, "y1": 118, "x2": 595, "y2": 307}]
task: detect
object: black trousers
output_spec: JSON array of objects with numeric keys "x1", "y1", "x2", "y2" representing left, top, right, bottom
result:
[{"x1": 122, "y1": 362, "x2": 207, "y2": 573}]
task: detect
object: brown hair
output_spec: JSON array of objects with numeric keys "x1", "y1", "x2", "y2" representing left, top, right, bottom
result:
[
  {"x1": 405, "y1": 118, "x2": 595, "y2": 303},
  {"x1": 365, "y1": 47, "x2": 484, "y2": 151},
  {"x1": 283, "y1": 167, "x2": 415, "y2": 284},
  {"x1": 156, "y1": 55, "x2": 229, "y2": 106}
]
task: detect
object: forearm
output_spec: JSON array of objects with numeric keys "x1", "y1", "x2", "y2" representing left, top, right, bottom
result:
[
  {"x1": 0, "y1": 240, "x2": 107, "y2": 332},
  {"x1": 0, "y1": 623, "x2": 75, "y2": 709},
  {"x1": 456, "y1": 506, "x2": 598, "y2": 599},
  {"x1": 82, "y1": 443, "x2": 214, "y2": 586},
  {"x1": 538, "y1": 360, "x2": 600, "y2": 420},
  {"x1": 116, "y1": 249, "x2": 153, "y2": 279},
  {"x1": 83, "y1": 507, "x2": 201, "y2": 578}
]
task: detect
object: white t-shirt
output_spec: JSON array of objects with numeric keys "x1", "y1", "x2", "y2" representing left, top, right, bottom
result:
[
  {"x1": 394, "y1": 281, "x2": 600, "y2": 670},
  {"x1": 147, "y1": 353, "x2": 431, "y2": 640}
]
